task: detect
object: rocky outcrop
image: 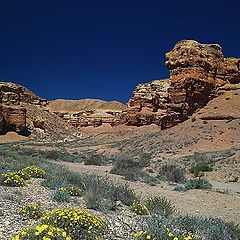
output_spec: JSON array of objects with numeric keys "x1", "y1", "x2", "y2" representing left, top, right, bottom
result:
[
  {"x1": 49, "y1": 99, "x2": 126, "y2": 128},
  {"x1": 125, "y1": 40, "x2": 240, "y2": 128},
  {"x1": 0, "y1": 82, "x2": 47, "y2": 134},
  {"x1": 0, "y1": 82, "x2": 48, "y2": 106},
  {"x1": 122, "y1": 79, "x2": 181, "y2": 128},
  {"x1": 54, "y1": 110, "x2": 123, "y2": 128},
  {"x1": 0, "y1": 105, "x2": 26, "y2": 132}
]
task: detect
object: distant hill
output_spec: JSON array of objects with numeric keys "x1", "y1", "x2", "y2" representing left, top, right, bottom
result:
[{"x1": 49, "y1": 99, "x2": 127, "y2": 112}]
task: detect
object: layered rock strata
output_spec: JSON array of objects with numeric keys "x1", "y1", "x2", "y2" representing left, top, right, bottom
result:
[
  {"x1": 54, "y1": 110, "x2": 123, "y2": 128},
  {"x1": 124, "y1": 40, "x2": 240, "y2": 128},
  {"x1": 0, "y1": 82, "x2": 47, "y2": 133}
]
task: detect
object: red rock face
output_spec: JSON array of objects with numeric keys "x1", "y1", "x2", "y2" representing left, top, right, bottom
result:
[
  {"x1": 0, "y1": 82, "x2": 47, "y2": 133},
  {"x1": 125, "y1": 40, "x2": 240, "y2": 128}
]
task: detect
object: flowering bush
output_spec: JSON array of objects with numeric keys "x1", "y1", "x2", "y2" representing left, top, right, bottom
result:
[
  {"x1": 130, "y1": 201, "x2": 149, "y2": 215},
  {"x1": 133, "y1": 230, "x2": 156, "y2": 240},
  {"x1": 133, "y1": 228, "x2": 197, "y2": 240},
  {"x1": 41, "y1": 208, "x2": 106, "y2": 239},
  {"x1": 11, "y1": 224, "x2": 71, "y2": 240},
  {"x1": 165, "y1": 227, "x2": 196, "y2": 240},
  {"x1": 22, "y1": 165, "x2": 46, "y2": 178},
  {"x1": 59, "y1": 185, "x2": 83, "y2": 196},
  {"x1": 20, "y1": 203, "x2": 46, "y2": 219},
  {"x1": 0, "y1": 172, "x2": 26, "y2": 187},
  {"x1": 16, "y1": 169, "x2": 31, "y2": 180}
]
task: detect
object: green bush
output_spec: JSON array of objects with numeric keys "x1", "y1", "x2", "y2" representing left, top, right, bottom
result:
[
  {"x1": 53, "y1": 189, "x2": 70, "y2": 202},
  {"x1": 83, "y1": 154, "x2": 111, "y2": 166},
  {"x1": 84, "y1": 191, "x2": 117, "y2": 212},
  {"x1": 136, "y1": 215, "x2": 240, "y2": 240},
  {"x1": 0, "y1": 172, "x2": 26, "y2": 187},
  {"x1": 190, "y1": 162, "x2": 213, "y2": 177},
  {"x1": 12, "y1": 224, "x2": 71, "y2": 240},
  {"x1": 158, "y1": 164, "x2": 186, "y2": 183},
  {"x1": 145, "y1": 197, "x2": 175, "y2": 217},
  {"x1": 41, "y1": 208, "x2": 106, "y2": 239},
  {"x1": 141, "y1": 171, "x2": 161, "y2": 186},
  {"x1": 15, "y1": 169, "x2": 31, "y2": 180},
  {"x1": 130, "y1": 201, "x2": 149, "y2": 215},
  {"x1": 19, "y1": 203, "x2": 46, "y2": 219},
  {"x1": 59, "y1": 185, "x2": 83, "y2": 196},
  {"x1": 185, "y1": 179, "x2": 212, "y2": 190},
  {"x1": 22, "y1": 165, "x2": 46, "y2": 178}
]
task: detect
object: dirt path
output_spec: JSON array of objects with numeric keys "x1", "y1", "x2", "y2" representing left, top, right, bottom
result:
[{"x1": 58, "y1": 161, "x2": 240, "y2": 224}]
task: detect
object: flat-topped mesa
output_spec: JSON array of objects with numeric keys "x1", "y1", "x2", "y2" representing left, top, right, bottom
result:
[
  {"x1": 165, "y1": 40, "x2": 240, "y2": 115},
  {"x1": 49, "y1": 99, "x2": 127, "y2": 128}
]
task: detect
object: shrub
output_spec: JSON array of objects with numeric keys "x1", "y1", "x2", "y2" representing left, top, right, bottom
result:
[
  {"x1": 44, "y1": 150, "x2": 60, "y2": 159},
  {"x1": 185, "y1": 179, "x2": 212, "y2": 190},
  {"x1": 141, "y1": 172, "x2": 161, "y2": 186},
  {"x1": 173, "y1": 184, "x2": 187, "y2": 192},
  {"x1": 15, "y1": 169, "x2": 31, "y2": 180},
  {"x1": 42, "y1": 164, "x2": 138, "y2": 208},
  {"x1": 137, "y1": 215, "x2": 240, "y2": 240},
  {"x1": 84, "y1": 191, "x2": 117, "y2": 212},
  {"x1": 130, "y1": 201, "x2": 149, "y2": 215},
  {"x1": 22, "y1": 165, "x2": 46, "y2": 178},
  {"x1": 19, "y1": 203, "x2": 46, "y2": 219},
  {"x1": 83, "y1": 154, "x2": 110, "y2": 166},
  {"x1": 11, "y1": 224, "x2": 71, "y2": 240},
  {"x1": 59, "y1": 185, "x2": 83, "y2": 196},
  {"x1": 145, "y1": 197, "x2": 175, "y2": 217},
  {"x1": 110, "y1": 157, "x2": 139, "y2": 173},
  {"x1": 133, "y1": 230, "x2": 155, "y2": 239},
  {"x1": 53, "y1": 189, "x2": 70, "y2": 202},
  {"x1": 133, "y1": 228, "x2": 196, "y2": 240},
  {"x1": 158, "y1": 164, "x2": 186, "y2": 183},
  {"x1": 190, "y1": 162, "x2": 213, "y2": 177},
  {"x1": 113, "y1": 184, "x2": 138, "y2": 206},
  {"x1": 41, "y1": 208, "x2": 106, "y2": 239},
  {"x1": 0, "y1": 172, "x2": 26, "y2": 187}
]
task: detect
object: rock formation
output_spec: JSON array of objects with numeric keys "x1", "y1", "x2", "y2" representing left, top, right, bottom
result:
[
  {"x1": 49, "y1": 99, "x2": 126, "y2": 128},
  {"x1": 122, "y1": 79, "x2": 180, "y2": 128},
  {"x1": 0, "y1": 82, "x2": 78, "y2": 139},
  {"x1": 2, "y1": 40, "x2": 239, "y2": 134},
  {"x1": 0, "y1": 82, "x2": 49, "y2": 133},
  {"x1": 125, "y1": 40, "x2": 240, "y2": 128}
]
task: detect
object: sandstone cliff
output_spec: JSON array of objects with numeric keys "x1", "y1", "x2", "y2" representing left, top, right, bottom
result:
[
  {"x1": 0, "y1": 82, "x2": 80, "y2": 139},
  {"x1": 2, "y1": 40, "x2": 239, "y2": 135},
  {"x1": 125, "y1": 40, "x2": 240, "y2": 128}
]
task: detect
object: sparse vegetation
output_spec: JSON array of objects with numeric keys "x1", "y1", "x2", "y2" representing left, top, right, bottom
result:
[
  {"x1": 185, "y1": 179, "x2": 212, "y2": 190},
  {"x1": 59, "y1": 185, "x2": 83, "y2": 196},
  {"x1": 53, "y1": 189, "x2": 71, "y2": 202},
  {"x1": 12, "y1": 225, "x2": 71, "y2": 240},
  {"x1": 0, "y1": 142, "x2": 239, "y2": 240},
  {"x1": 0, "y1": 172, "x2": 26, "y2": 187},
  {"x1": 158, "y1": 164, "x2": 186, "y2": 183},
  {"x1": 190, "y1": 162, "x2": 213, "y2": 177},
  {"x1": 130, "y1": 201, "x2": 149, "y2": 215},
  {"x1": 145, "y1": 197, "x2": 175, "y2": 217},
  {"x1": 41, "y1": 208, "x2": 106, "y2": 239},
  {"x1": 19, "y1": 203, "x2": 46, "y2": 219}
]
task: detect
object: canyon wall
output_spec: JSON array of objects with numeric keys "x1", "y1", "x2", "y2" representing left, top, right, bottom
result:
[
  {"x1": 124, "y1": 40, "x2": 240, "y2": 128},
  {"x1": 0, "y1": 82, "x2": 47, "y2": 133}
]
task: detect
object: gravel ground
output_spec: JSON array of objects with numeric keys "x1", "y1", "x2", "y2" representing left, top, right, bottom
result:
[
  {"x1": 59, "y1": 161, "x2": 240, "y2": 224},
  {"x1": 0, "y1": 178, "x2": 137, "y2": 240}
]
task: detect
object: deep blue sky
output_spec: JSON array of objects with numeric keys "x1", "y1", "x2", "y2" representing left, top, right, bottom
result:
[{"x1": 1, "y1": 0, "x2": 240, "y2": 103}]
